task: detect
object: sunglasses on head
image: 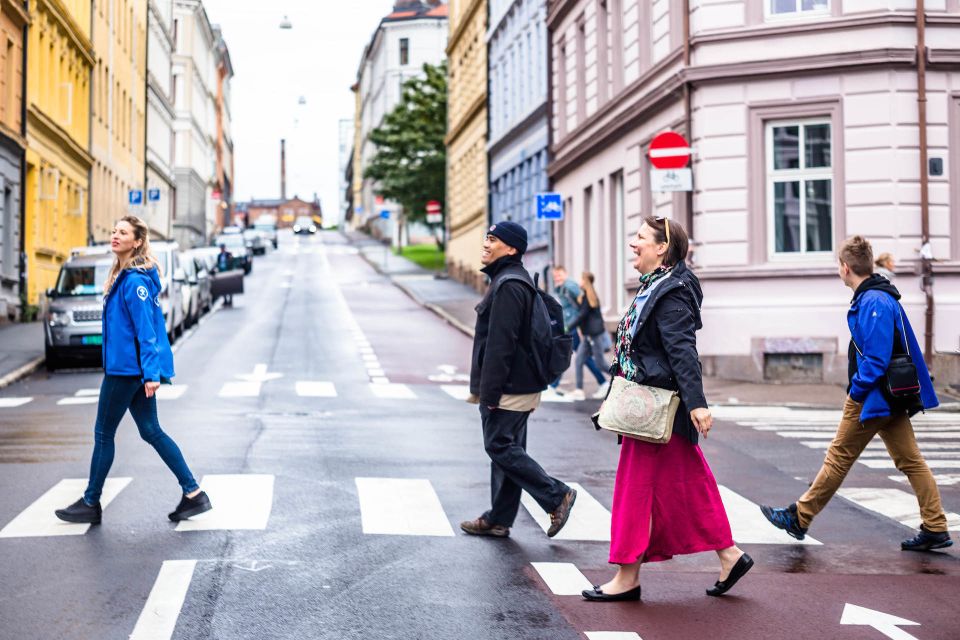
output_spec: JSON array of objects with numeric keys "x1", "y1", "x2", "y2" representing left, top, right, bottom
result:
[{"x1": 654, "y1": 216, "x2": 671, "y2": 245}]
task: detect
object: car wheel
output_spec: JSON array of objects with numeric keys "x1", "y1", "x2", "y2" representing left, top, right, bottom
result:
[{"x1": 44, "y1": 345, "x2": 59, "y2": 372}]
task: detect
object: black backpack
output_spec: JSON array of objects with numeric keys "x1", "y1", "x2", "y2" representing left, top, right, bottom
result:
[{"x1": 493, "y1": 272, "x2": 574, "y2": 388}]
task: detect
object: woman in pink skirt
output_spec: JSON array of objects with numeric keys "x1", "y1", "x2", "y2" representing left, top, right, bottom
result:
[{"x1": 582, "y1": 216, "x2": 753, "y2": 602}]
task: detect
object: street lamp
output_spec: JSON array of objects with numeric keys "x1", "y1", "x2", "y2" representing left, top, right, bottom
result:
[{"x1": 279, "y1": 15, "x2": 292, "y2": 29}]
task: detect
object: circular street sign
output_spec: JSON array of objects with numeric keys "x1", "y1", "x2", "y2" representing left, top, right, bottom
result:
[{"x1": 648, "y1": 131, "x2": 691, "y2": 170}]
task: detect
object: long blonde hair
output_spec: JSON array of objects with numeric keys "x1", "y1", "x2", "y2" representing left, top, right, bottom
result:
[
  {"x1": 104, "y1": 215, "x2": 161, "y2": 295},
  {"x1": 578, "y1": 271, "x2": 599, "y2": 308}
]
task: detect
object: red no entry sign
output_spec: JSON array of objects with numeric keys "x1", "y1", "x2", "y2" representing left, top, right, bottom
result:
[{"x1": 648, "y1": 132, "x2": 691, "y2": 169}]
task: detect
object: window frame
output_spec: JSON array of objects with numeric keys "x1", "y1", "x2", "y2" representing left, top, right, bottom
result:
[
  {"x1": 765, "y1": 118, "x2": 834, "y2": 260},
  {"x1": 399, "y1": 37, "x2": 409, "y2": 66},
  {"x1": 764, "y1": 0, "x2": 831, "y2": 21}
]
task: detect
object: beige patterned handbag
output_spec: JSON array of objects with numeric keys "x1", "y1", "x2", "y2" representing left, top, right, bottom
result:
[{"x1": 595, "y1": 376, "x2": 680, "y2": 444}]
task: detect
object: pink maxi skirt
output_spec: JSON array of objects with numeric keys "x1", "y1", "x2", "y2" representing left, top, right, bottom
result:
[{"x1": 609, "y1": 433, "x2": 734, "y2": 564}]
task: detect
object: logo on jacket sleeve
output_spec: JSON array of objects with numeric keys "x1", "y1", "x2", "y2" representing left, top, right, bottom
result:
[{"x1": 136, "y1": 285, "x2": 149, "y2": 301}]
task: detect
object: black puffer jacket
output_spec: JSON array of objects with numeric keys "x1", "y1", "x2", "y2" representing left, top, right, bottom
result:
[
  {"x1": 568, "y1": 296, "x2": 605, "y2": 337},
  {"x1": 621, "y1": 260, "x2": 708, "y2": 444},
  {"x1": 469, "y1": 255, "x2": 543, "y2": 407}
]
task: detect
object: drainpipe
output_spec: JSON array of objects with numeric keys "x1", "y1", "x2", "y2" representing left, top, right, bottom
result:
[
  {"x1": 546, "y1": 5, "x2": 554, "y2": 274},
  {"x1": 682, "y1": 0, "x2": 693, "y2": 238},
  {"x1": 916, "y1": 1, "x2": 934, "y2": 364},
  {"x1": 18, "y1": 0, "x2": 28, "y2": 318}
]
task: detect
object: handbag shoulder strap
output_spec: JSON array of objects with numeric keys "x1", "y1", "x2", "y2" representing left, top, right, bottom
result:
[{"x1": 851, "y1": 301, "x2": 908, "y2": 358}]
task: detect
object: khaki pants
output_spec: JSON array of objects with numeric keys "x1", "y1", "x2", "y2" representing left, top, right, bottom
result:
[{"x1": 796, "y1": 396, "x2": 948, "y2": 532}]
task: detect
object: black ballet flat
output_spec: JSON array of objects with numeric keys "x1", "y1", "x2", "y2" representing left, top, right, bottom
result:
[
  {"x1": 581, "y1": 584, "x2": 642, "y2": 602},
  {"x1": 706, "y1": 553, "x2": 754, "y2": 597}
]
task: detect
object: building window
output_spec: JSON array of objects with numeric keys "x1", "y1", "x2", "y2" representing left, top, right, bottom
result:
[
  {"x1": 767, "y1": 0, "x2": 829, "y2": 18},
  {"x1": 399, "y1": 38, "x2": 409, "y2": 66},
  {"x1": 766, "y1": 120, "x2": 832, "y2": 255}
]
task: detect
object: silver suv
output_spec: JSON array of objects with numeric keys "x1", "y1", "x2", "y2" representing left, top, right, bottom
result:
[{"x1": 43, "y1": 254, "x2": 113, "y2": 370}]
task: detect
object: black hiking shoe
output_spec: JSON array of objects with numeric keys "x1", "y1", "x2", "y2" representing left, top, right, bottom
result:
[
  {"x1": 168, "y1": 491, "x2": 212, "y2": 522},
  {"x1": 902, "y1": 526, "x2": 953, "y2": 551},
  {"x1": 55, "y1": 498, "x2": 102, "y2": 524},
  {"x1": 760, "y1": 503, "x2": 808, "y2": 541}
]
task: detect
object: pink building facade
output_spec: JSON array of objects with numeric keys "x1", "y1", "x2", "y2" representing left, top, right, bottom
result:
[{"x1": 548, "y1": 1, "x2": 960, "y2": 384}]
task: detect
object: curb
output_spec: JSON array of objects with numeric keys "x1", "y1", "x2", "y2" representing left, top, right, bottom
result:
[{"x1": 0, "y1": 355, "x2": 44, "y2": 390}]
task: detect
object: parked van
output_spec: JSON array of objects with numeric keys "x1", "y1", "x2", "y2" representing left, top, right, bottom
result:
[{"x1": 151, "y1": 241, "x2": 185, "y2": 340}]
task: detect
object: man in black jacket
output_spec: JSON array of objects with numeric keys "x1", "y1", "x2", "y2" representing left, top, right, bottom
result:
[{"x1": 461, "y1": 221, "x2": 577, "y2": 538}]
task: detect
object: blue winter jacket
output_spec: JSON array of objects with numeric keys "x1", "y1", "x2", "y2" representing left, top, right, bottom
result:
[
  {"x1": 847, "y1": 276, "x2": 937, "y2": 421},
  {"x1": 102, "y1": 266, "x2": 175, "y2": 382}
]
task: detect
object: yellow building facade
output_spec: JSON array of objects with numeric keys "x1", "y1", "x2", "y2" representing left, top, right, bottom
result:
[
  {"x1": 444, "y1": 0, "x2": 487, "y2": 289},
  {"x1": 90, "y1": 0, "x2": 147, "y2": 242},
  {"x1": 24, "y1": 0, "x2": 93, "y2": 306}
]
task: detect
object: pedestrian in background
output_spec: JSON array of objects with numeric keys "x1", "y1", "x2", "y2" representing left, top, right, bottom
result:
[
  {"x1": 217, "y1": 244, "x2": 235, "y2": 306},
  {"x1": 567, "y1": 272, "x2": 609, "y2": 401},
  {"x1": 875, "y1": 252, "x2": 896, "y2": 281},
  {"x1": 762, "y1": 236, "x2": 950, "y2": 551},
  {"x1": 55, "y1": 216, "x2": 212, "y2": 525},
  {"x1": 549, "y1": 265, "x2": 605, "y2": 397},
  {"x1": 583, "y1": 216, "x2": 751, "y2": 603},
  {"x1": 460, "y1": 221, "x2": 577, "y2": 539}
]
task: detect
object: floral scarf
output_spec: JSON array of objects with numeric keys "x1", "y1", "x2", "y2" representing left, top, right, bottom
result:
[{"x1": 614, "y1": 265, "x2": 674, "y2": 381}]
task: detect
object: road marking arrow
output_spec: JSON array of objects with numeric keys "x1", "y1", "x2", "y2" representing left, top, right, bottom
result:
[
  {"x1": 841, "y1": 603, "x2": 920, "y2": 640},
  {"x1": 232, "y1": 560, "x2": 272, "y2": 573},
  {"x1": 235, "y1": 364, "x2": 283, "y2": 383}
]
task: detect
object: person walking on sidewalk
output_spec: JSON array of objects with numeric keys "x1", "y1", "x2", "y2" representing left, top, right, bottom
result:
[
  {"x1": 461, "y1": 221, "x2": 577, "y2": 539},
  {"x1": 566, "y1": 272, "x2": 609, "y2": 401},
  {"x1": 55, "y1": 216, "x2": 212, "y2": 525},
  {"x1": 549, "y1": 266, "x2": 605, "y2": 396},
  {"x1": 761, "y1": 236, "x2": 951, "y2": 551},
  {"x1": 583, "y1": 216, "x2": 752, "y2": 603}
]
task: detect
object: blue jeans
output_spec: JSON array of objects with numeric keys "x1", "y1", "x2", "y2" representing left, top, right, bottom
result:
[
  {"x1": 551, "y1": 332, "x2": 604, "y2": 387},
  {"x1": 84, "y1": 375, "x2": 199, "y2": 505}
]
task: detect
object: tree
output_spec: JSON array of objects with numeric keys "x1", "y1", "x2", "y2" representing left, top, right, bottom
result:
[{"x1": 365, "y1": 62, "x2": 447, "y2": 249}]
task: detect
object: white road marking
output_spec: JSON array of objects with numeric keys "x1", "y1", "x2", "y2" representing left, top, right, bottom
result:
[
  {"x1": 441, "y1": 385, "x2": 471, "y2": 401},
  {"x1": 366, "y1": 368, "x2": 386, "y2": 377},
  {"x1": 585, "y1": 633, "x2": 643, "y2": 640},
  {"x1": 175, "y1": 474, "x2": 274, "y2": 531},
  {"x1": 362, "y1": 354, "x2": 379, "y2": 363},
  {"x1": 369, "y1": 383, "x2": 416, "y2": 400},
  {"x1": 155, "y1": 385, "x2": 188, "y2": 400},
  {"x1": 0, "y1": 397, "x2": 32, "y2": 408},
  {"x1": 719, "y1": 486, "x2": 822, "y2": 545},
  {"x1": 892, "y1": 473, "x2": 960, "y2": 486},
  {"x1": 541, "y1": 391, "x2": 575, "y2": 403},
  {"x1": 129, "y1": 560, "x2": 197, "y2": 640},
  {"x1": 295, "y1": 381, "x2": 337, "y2": 397},
  {"x1": 57, "y1": 397, "x2": 99, "y2": 405},
  {"x1": 776, "y1": 431, "x2": 960, "y2": 439},
  {"x1": 801, "y1": 441, "x2": 960, "y2": 450},
  {"x1": 530, "y1": 562, "x2": 592, "y2": 595},
  {"x1": 371, "y1": 377, "x2": 390, "y2": 385},
  {"x1": 840, "y1": 603, "x2": 920, "y2": 640},
  {"x1": 521, "y1": 482, "x2": 610, "y2": 541},
  {"x1": 355, "y1": 477, "x2": 454, "y2": 536},
  {"x1": 859, "y1": 459, "x2": 960, "y2": 470},
  {"x1": 753, "y1": 424, "x2": 960, "y2": 432},
  {"x1": 837, "y1": 487, "x2": 960, "y2": 531},
  {"x1": 76, "y1": 388, "x2": 100, "y2": 396},
  {"x1": 358, "y1": 346, "x2": 374, "y2": 354},
  {"x1": 218, "y1": 381, "x2": 261, "y2": 398},
  {"x1": 0, "y1": 478, "x2": 131, "y2": 538}
]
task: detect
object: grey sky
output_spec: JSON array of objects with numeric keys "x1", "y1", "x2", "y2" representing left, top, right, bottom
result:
[{"x1": 201, "y1": 0, "x2": 397, "y2": 217}]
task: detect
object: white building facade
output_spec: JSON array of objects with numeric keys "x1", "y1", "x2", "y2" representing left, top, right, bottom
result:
[
  {"x1": 171, "y1": 0, "x2": 217, "y2": 248},
  {"x1": 548, "y1": 1, "x2": 960, "y2": 384},
  {"x1": 146, "y1": 0, "x2": 176, "y2": 240}
]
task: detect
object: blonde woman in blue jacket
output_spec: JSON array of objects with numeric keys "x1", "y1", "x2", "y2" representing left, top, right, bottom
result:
[{"x1": 56, "y1": 216, "x2": 211, "y2": 525}]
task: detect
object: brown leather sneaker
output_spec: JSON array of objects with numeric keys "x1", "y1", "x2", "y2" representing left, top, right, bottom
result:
[
  {"x1": 460, "y1": 516, "x2": 510, "y2": 537},
  {"x1": 547, "y1": 488, "x2": 577, "y2": 537}
]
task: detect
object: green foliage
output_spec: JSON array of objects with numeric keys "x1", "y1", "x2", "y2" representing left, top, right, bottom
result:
[
  {"x1": 395, "y1": 243, "x2": 445, "y2": 272},
  {"x1": 364, "y1": 62, "x2": 447, "y2": 229}
]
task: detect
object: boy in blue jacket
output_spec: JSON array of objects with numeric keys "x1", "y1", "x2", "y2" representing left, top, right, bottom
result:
[{"x1": 762, "y1": 236, "x2": 951, "y2": 551}]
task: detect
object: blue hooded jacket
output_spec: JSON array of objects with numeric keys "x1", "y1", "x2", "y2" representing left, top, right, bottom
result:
[
  {"x1": 102, "y1": 266, "x2": 175, "y2": 382},
  {"x1": 847, "y1": 274, "x2": 937, "y2": 421}
]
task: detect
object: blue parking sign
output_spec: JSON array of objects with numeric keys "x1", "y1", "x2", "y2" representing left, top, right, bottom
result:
[
  {"x1": 380, "y1": 210, "x2": 390, "y2": 219},
  {"x1": 128, "y1": 189, "x2": 143, "y2": 206},
  {"x1": 147, "y1": 188, "x2": 161, "y2": 202},
  {"x1": 536, "y1": 193, "x2": 563, "y2": 220}
]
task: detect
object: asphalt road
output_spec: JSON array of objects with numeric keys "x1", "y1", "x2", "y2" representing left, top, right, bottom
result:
[{"x1": 0, "y1": 230, "x2": 957, "y2": 640}]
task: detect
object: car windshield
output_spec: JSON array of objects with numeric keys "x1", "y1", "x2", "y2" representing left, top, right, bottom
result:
[
  {"x1": 254, "y1": 223, "x2": 275, "y2": 231},
  {"x1": 295, "y1": 216, "x2": 313, "y2": 226},
  {"x1": 56, "y1": 264, "x2": 111, "y2": 296},
  {"x1": 216, "y1": 235, "x2": 245, "y2": 249}
]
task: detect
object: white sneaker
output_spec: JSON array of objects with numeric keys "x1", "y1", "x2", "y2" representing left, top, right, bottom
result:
[
  {"x1": 592, "y1": 386, "x2": 608, "y2": 399},
  {"x1": 568, "y1": 389, "x2": 586, "y2": 401}
]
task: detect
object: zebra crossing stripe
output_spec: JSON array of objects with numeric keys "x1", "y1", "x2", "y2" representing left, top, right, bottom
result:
[
  {"x1": 775, "y1": 431, "x2": 960, "y2": 439},
  {"x1": 892, "y1": 474, "x2": 960, "y2": 486},
  {"x1": 295, "y1": 381, "x2": 337, "y2": 397},
  {"x1": 355, "y1": 477, "x2": 454, "y2": 536},
  {"x1": 441, "y1": 385, "x2": 471, "y2": 401},
  {"x1": 718, "y1": 486, "x2": 822, "y2": 545},
  {"x1": 530, "y1": 562, "x2": 592, "y2": 595},
  {"x1": 369, "y1": 383, "x2": 416, "y2": 400},
  {"x1": 175, "y1": 475, "x2": 274, "y2": 532},
  {"x1": 155, "y1": 385, "x2": 188, "y2": 400},
  {"x1": 521, "y1": 483, "x2": 611, "y2": 541},
  {"x1": 801, "y1": 441, "x2": 960, "y2": 450},
  {"x1": 837, "y1": 487, "x2": 960, "y2": 531},
  {"x1": 0, "y1": 477, "x2": 131, "y2": 538},
  {"x1": 129, "y1": 560, "x2": 197, "y2": 640},
  {"x1": 57, "y1": 396, "x2": 98, "y2": 405},
  {"x1": 218, "y1": 381, "x2": 261, "y2": 398},
  {"x1": 585, "y1": 633, "x2": 643, "y2": 640},
  {"x1": 0, "y1": 397, "x2": 32, "y2": 408},
  {"x1": 859, "y1": 459, "x2": 960, "y2": 470}
]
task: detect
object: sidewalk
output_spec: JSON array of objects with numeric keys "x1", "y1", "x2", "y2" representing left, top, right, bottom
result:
[
  {"x1": 0, "y1": 321, "x2": 44, "y2": 389},
  {"x1": 343, "y1": 230, "x2": 959, "y2": 411}
]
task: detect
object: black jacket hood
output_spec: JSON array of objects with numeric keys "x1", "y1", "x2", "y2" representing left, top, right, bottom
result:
[
  {"x1": 668, "y1": 261, "x2": 704, "y2": 330},
  {"x1": 852, "y1": 273, "x2": 901, "y2": 304}
]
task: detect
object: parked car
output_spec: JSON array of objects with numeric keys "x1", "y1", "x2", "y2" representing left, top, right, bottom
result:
[
  {"x1": 243, "y1": 228, "x2": 266, "y2": 256},
  {"x1": 293, "y1": 215, "x2": 317, "y2": 234},
  {"x1": 213, "y1": 233, "x2": 252, "y2": 274},
  {"x1": 178, "y1": 253, "x2": 203, "y2": 328},
  {"x1": 43, "y1": 253, "x2": 113, "y2": 370},
  {"x1": 254, "y1": 216, "x2": 278, "y2": 249},
  {"x1": 220, "y1": 225, "x2": 244, "y2": 235},
  {"x1": 151, "y1": 241, "x2": 186, "y2": 340},
  {"x1": 183, "y1": 250, "x2": 214, "y2": 315}
]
